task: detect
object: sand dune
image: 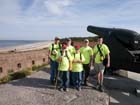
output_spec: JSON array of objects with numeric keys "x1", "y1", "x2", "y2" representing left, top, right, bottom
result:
[{"x1": 0, "y1": 41, "x2": 53, "y2": 53}]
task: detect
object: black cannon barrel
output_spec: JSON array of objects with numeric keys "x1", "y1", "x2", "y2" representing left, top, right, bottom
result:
[
  {"x1": 87, "y1": 25, "x2": 140, "y2": 50},
  {"x1": 87, "y1": 25, "x2": 113, "y2": 38}
]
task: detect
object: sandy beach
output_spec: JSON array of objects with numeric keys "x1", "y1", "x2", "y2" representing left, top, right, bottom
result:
[{"x1": 0, "y1": 41, "x2": 53, "y2": 53}]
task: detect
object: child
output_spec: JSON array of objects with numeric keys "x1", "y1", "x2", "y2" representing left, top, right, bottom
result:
[
  {"x1": 71, "y1": 45, "x2": 85, "y2": 91},
  {"x1": 57, "y1": 44, "x2": 71, "y2": 92}
]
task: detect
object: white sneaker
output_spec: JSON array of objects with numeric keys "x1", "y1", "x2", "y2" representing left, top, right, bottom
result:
[{"x1": 65, "y1": 88, "x2": 69, "y2": 92}]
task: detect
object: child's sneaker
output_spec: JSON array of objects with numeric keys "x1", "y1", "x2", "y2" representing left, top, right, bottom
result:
[
  {"x1": 65, "y1": 88, "x2": 69, "y2": 92},
  {"x1": 77, "y1": 87, "x2": 81, "y2": 91},
  {"x1": 59, "y1": 87, "x2": 64, "y2": 92}
]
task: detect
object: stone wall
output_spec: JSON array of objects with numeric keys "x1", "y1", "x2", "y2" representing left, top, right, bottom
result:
[{"x1": 0, "y1": 49, "x2": 48, "y2": 78}]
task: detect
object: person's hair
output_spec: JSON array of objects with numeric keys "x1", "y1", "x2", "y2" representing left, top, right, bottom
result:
[
  {"x1": 98, "y1": 36, "x2": 103, "y2": 39},
  {"x1": 67, "y1": 38, "x2": 71, "y2": 41},
  {"x1": 55, "y1": 37, "x2": 60, "y2": 40}
]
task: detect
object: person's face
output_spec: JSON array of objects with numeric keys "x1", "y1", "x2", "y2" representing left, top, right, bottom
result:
[
  {"x1": 62, "y1": 48, "x2": 66, "y2": 52},
  {"x1": 98, "y1": 38, "x2": 103, "y2": 44},
  {"x1": 67, "y1": 40, "x2": 71, "y2": 45},
  {"x1": 84, "y1": 41, "x2": 89, "y2": 46},
  {"x1": 76, "y1": 48, "x2": 80, "y2": 53},
  {"x1": 55, "y1": 39, "x2": 60, "y2": 43}
]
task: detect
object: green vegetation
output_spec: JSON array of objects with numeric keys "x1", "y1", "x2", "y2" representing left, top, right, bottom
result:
[
  {"x1": 61, "y1": 36, "x2": 98, "y2": 42},
  {"x1": 0, "y1": 64, "x2": 48, "y2": 84},
  {"x1": 32, "y1": 64, "x2": 47, "y2": 71}
]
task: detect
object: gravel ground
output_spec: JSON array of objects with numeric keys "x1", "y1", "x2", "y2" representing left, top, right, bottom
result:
[{"x1": 0, "y1": 68, "x2": 109, "y2": 105}]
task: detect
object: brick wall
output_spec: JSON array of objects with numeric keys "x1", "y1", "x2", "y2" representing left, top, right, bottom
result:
[{"x1": 0, "y1": 49, "x2": 48, "y2": 78}]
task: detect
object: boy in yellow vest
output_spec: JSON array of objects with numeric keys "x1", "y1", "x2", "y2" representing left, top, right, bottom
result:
[{"x1": 66, "y1": 38, "x2": 75, "y2": 86}]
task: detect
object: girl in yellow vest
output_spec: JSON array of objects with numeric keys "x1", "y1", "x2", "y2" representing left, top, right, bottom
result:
[
  {"x1": 71, "y1": 45, "x2": 85, "y2": 91},
  {"x1": 57, "y1": 44, "x2": 71, "y2": 92}
]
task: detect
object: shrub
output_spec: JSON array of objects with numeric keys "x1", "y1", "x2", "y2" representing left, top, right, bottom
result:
[
  {"x1": 10, "y1": 72, "x2": 26, "y2": 80},
  {"x1": 0, "y1": 75, "x2": 12, "y2": 84},
  {"x1": 0, "y1": 64, "x2": 48, "y2": 84},
  {"x1": 32, "y1": 64, "x2": 47, "y2": 71}
]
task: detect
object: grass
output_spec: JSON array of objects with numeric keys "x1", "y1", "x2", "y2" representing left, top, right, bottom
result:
[
  {"x1": 0, "y1": 64, "x2": 48, "y2": 84},
  {"x1": 32, "y1": 64, "x2": 47, "y2": 71}
]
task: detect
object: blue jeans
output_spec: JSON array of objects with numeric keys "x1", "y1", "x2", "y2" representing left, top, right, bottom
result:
[
  {"x1": 59, "y1": 71, "x2": 69, "y2": 89},
  {"x1": 50, "y1": 59, "x2": 58, "y2": 81},
  {"x1": 72, "y1": 72, "x2": 82, "y2": 88}
]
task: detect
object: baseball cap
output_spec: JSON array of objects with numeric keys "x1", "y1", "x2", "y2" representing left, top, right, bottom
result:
[
  {"x1": 75, "y1": 45, "x2": 80, "y2": 50},
  {"x1": 84, "y1": 39, "x2": 89, "y2": 42},
  {"x1": 62, "y1": 44, "x2": 67, "y2": 49}
]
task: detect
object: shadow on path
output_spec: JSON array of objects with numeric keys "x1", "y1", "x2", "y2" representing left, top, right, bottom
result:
[{"x1": 10, "y1": 67, "x2": 55, "y2": 90}]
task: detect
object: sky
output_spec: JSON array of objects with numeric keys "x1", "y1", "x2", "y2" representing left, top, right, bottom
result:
[{"x1": 0, "y1": 0, "x2": 140, "y2": 40}]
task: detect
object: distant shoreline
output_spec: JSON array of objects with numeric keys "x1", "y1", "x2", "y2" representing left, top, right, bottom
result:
[
  {"x1": 0, "y1": 41, "x2": 53, "y2": 53},
  {"x1": 0, "y1": 40, "x2": 51, "y2": 48}
]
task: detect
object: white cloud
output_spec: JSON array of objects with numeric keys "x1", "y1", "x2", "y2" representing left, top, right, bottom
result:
[
  {"x1": 0, "y1": 0, "x2": 140, "y2": 40},
  {"x1": 44, "y1": 0, "x2": 73, "y2": 15}
]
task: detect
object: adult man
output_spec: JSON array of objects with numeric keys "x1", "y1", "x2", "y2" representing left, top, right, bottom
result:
[
  {"x1": 80, "y1": 39, "x2": 93, "y2": 86},
  {"x1": 93, "y1": 37, "x2": 110, "y2": 92},
  {"x1": 48, "y1": 37, "x2": 61, "y2": 84}
]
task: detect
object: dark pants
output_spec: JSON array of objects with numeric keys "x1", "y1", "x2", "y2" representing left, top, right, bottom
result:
[
  {"x1": 50, "y1": 59, "x2": 58, "y2": 81},
  {"x1": 72, "y1": 72, "x2": 82, "y2": 88},
  {"x1": 69, "y1": 71, "x2": 73, "y2": 86},
  {"x1": 59, "y1": 71, "x2": 69, "y2": 89},
  {"x1": 83, "y1": 64, "x2": 90, "y2": 83}
]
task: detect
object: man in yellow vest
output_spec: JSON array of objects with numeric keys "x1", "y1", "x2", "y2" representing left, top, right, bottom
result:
[
  {"x1": 48, "y1": 37, "x2": 61, "y2": 84},
  {"x1": 93, "y1": 36, "x2": 110, "y2": 92},
  {"x1": 80, "y1": 39, "x2": 93, "y2": 86}
]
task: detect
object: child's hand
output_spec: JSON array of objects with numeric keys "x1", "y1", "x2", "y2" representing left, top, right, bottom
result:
[
  {"x1": 73, "y1": 59, "x2": 77, "y2": 63},
  {"x1": 77, "y1": 60, "x2": 82, "y2": 63},
  {"x1": 58, "y1": 57, "x2": 62, "y2": 62}
]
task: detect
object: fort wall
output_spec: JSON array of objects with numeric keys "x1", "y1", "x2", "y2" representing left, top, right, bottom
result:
[{"x1": 0, "y1": 49, "x2": 48, "y2": 78}]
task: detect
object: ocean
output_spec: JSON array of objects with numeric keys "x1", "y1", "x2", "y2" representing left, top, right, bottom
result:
[{"x1": 0, "y1": 40, "x2": 45, "y2": 48}]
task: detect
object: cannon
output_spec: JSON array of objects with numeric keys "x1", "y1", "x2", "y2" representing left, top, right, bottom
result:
[{"x1": 87, "y1": 25, "x2": 140, "y2": 73}]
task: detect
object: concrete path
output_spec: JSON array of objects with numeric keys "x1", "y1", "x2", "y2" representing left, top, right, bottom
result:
[
  {"x1": 104, "y1": 75, "x2": 140, "y2": 105},
  {"x1": 0, "y1": 68, "x2": 109, "y2": 105},
  {"x1": 1, "y1": 67, "x2": 139, "y2": 105}
]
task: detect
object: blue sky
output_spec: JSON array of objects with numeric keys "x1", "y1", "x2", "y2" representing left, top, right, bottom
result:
[{"x1": 0, "y1": 0, "x2": 140, "y2": 40}]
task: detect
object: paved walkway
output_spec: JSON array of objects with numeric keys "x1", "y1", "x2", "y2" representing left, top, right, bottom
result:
[
  {"x1": 0, "y1": 68, "x2": 109, "y2": 105},
  {"x1": 104, "y1": 74, "x2": 140, "y2": 105}
]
